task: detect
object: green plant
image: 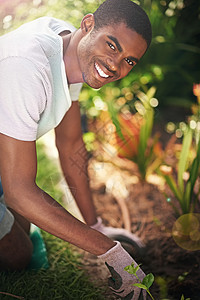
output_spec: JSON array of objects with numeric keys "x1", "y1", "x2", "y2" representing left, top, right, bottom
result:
[
  {"x1": 159, "y1": 85, "x2": 200, "y2": 216},
  {"x1": 155, "y1": 276, "x2": 169, "y2": 299},
  {"x1": 160, "y1": 128, "x2": 200, "y2": 216},
  {"x1": 108, "y1": 86, "x2": 162, "y2": 180},
  {"x1": 132, "y1": 87, "x2": 160, "y2": 179},
  {"x1": 124, "y1": 262, "x2": 155, "y2": 300},
  {"x1": 124, "y1": 263, "x2": 192, "y2": 300}
]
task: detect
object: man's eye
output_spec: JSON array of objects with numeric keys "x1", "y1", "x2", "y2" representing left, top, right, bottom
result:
[
  {"x1": 125, "y1": 58, "x2": 135, "y2": 66},
  {"x1": 106, "y1": 42, "x2": 115, "y2": 51}
]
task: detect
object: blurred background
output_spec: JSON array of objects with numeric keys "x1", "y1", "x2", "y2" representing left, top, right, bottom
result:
[{"x1": 1, "y1": 0, "x2": 200, "y2": 128}]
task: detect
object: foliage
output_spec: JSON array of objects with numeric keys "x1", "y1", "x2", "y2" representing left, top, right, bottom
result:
[
  {"x1": 78, "y1": 0, "x2": 200, "y2": 113},
  {"x1": 160, "y1": 129, "x2": 200, "y2": 215},
  {"x1": 144, "y1": 0, "x2": 200, "y2": 109},
  {"x1": 159, "y1": 85, "x2": 200, "y2": 216},
  {"x1": 1, "y1": 0, "x2": 199, "y2": 113},
  {"x1": 180, "y1": 295, "x2": 191, "y2": 300},
  {"x1": 107, "y1": 86, "x2": 162, "y2": 180},
  {"x1": 0, "y1": 0, "x2": 101, "y2": 32},
  {"x1": 124, "y1": 262, "x2": 155, "y2": 300},
  {"x1": 124, "y1": 263, "x2": 191, "y2": 300},
  {"x1": 131, "y1": 87, "x2": 161, "y2": 179}
]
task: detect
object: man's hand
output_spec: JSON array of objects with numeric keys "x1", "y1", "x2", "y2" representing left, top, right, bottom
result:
[
  {"x1": 98, "y1": 241, "x2": 146, "y2": 299},
  {"x1": 91, "y1": 217, "x2": 144, "y2": 251}
]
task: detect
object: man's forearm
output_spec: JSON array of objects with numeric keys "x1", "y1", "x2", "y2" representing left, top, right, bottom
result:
[{"x1": 5, "y1": 183, "x2": 115, "y2": 255}]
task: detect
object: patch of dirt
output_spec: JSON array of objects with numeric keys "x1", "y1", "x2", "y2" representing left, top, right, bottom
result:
[{"x1": 80, "y1": 149, "x2": 200, "y2": 300}]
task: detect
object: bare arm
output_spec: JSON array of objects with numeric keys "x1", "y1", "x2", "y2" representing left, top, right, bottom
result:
[
  {"x1": 55, "y1": 101, "x2": 98, "y2": 226},
  {"x1": 0, "y1": 132, "x2": 115, "y2": 255}
]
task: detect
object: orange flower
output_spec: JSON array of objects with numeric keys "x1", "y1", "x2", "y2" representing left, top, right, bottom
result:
[{"x1": 193, "y1": 83, "x2": 200, "y2": 97}]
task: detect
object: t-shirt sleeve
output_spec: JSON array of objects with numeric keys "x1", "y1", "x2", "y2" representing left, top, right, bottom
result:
[
  {"x1": 0, "y1": 57, "x2": 48, "y2": 141},
  {"x1": 69, "y1": 83, "x2": 82, "y2": 101}
]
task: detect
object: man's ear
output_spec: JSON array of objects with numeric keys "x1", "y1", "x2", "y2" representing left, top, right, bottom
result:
[{"x1": 81, "y1": 14, "x2": 95, "y2": 35}]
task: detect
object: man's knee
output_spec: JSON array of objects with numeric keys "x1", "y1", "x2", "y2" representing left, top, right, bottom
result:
[{"x1": 0, "y1": 220, "x2": 33, "y2": 271}]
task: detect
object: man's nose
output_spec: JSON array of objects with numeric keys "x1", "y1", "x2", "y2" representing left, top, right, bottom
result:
[{"x1": 106, "y1": 57, "x2": 119, "y2": 73}]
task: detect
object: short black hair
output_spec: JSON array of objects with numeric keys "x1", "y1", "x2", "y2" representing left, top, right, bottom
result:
[{"x1": 93, "y1": 0, "x2": 152, "y2": 48}]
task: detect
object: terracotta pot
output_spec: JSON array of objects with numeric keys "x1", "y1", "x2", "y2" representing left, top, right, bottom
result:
[{"x1": 115, "y1": 113, "x2": 142, "y2": 159}]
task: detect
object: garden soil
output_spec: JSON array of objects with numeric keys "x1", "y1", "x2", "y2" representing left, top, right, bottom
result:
[{"x1": 78, "y1": 136, "x2": 200, "y2": 300}]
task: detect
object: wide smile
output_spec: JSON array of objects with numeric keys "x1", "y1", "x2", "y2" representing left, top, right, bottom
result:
[{"x1": 94, "y1": 62, "x2": 110, "y2": 79}]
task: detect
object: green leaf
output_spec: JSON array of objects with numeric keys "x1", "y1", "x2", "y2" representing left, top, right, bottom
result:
[
  {"x1": 184, "y1": 181, "x2": 191, "y2": 214},
  {"x1": 133, "y1": 283, "x2": 148, "y2": 290},
  {"x1": 142, "y1": 273, "x2": 154, "y2": 289},
  {"x1": 135, "y1": 265, "x2": 140, "y2": 273},
  {"x1": 124, "y1": 263, "x2": 140, "y2": 275},
  {"x1": 138, "y1": 122, "x2": 147, "y2": 156},
  {"x1": 124, "y1": 265, "x2": 135, "y2": 274},
  {"x1": 178, "y1": 128, "x2": 192, "y2": 194},
  {"x1": 188, "y1": 139, "x2": 200, "y2": 195},
  {"x1": 107, "y1": 100, "x2": 125, "y2": 141},
  {"x1": 164, "y1": 174, "x2": 182, "y2": 201},
  {"x1": 137, "y1": 91, "x2": 148, "y2": 105},
  {"x1": 146, "y1": 86, "x2": 156, "y2": 99}
]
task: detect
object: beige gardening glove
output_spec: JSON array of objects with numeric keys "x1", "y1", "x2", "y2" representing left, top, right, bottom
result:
[
  {"x1": 91, "y1": 217, "x2": 144, "y2": 251},
  {"x1": 98, "y1": 241, "x2": 146, "y2": 299}
]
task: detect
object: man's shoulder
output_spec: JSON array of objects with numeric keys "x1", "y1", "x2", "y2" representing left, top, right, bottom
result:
[
  {"x1": 16, "y1": 16, "x2": 77, "y2": 35},
  {"x1": 0, "y1": 16, "x2": 77, "y2": 61}
]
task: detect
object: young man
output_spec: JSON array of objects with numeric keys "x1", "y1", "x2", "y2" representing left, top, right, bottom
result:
[{"x1": 0, "y1": 0, "x2": 152, "y2": 298}]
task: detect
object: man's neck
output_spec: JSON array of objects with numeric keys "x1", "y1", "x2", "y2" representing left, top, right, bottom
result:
[
  {"x1": 62, "y1": 29, "x2": 84, "y2": 85},
  {"x1": 59, "y1": 30, "x2": 71, "y2": 56}
]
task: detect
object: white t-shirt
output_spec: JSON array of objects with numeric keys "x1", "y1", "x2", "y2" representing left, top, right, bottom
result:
[{"x1": 0, "y1": 17, "x2": 82, "y2": 141}]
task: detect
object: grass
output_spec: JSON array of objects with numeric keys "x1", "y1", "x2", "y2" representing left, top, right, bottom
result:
[
  {"x1": 0, "y1": 234, "x2": 105, "y2": 300},
  {"x1": 0, "y1": 141, "x2": 105, "y2": 300}
]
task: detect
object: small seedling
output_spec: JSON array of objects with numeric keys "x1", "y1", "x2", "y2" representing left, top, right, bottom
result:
[
  {"x1": 124, "y1": 264, "x2": 191, "y2": 300},
  {"x1": 124, "y1": 262, "x2": 155, "y2": 300}
]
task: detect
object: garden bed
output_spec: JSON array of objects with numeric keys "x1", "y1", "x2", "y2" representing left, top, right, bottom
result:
[{"x1": 79, "y1": 147, "x2": 200, "y2": 300}]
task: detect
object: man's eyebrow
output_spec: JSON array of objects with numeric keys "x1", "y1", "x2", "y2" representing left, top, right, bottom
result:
[
  {"x1": 107, "y1": 35, "x2": 123, "y2": 52},
  {"x1": 107, "y1": 35, "x2": 139, "y2": 64}
]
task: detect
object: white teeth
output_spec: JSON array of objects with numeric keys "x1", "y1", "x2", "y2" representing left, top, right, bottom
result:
[{"x1": 95, "y1": 63, "x2": 109, "y2": 78}]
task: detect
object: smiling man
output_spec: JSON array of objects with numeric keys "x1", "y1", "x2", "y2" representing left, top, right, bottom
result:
[
  {"x1": 0, "y1": 0, "x2": 151, "y2": 299},
  {"x1": 64, "y1": 5, "x2": 150, "y2": 89},
  {"x1": 76, "y1": 20, "x2": 147, "y2": 89}
]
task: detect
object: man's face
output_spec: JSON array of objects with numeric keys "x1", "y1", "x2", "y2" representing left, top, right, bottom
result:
[{"x1": 77, "y1": 22, "x2": 147, "y2": 89}]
